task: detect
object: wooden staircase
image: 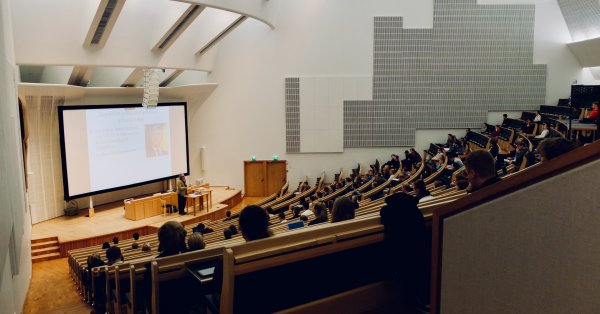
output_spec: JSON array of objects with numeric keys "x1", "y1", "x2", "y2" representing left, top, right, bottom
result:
[{"x1": 31, "y1": 236, "x2": 61, "y2": 263}]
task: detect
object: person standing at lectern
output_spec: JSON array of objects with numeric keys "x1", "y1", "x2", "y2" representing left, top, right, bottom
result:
[{"x1": 176, "y1": 174, "x2": 187, "y2": 215}]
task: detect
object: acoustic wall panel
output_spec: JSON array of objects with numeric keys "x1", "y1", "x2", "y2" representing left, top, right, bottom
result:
[
  {"x1": 285, "y1": 78, "x2": 300, "y2": 153},
  {"x1": 557, "y1": 0, "x2": 600, "y2": 42},
  {"x1": 297, "y1": 77, "x2": 371, "y2": 153},
  {"x1": 344, "y1": 0, "x2": 545, "y2": 147},
  {"x1": 285, "y1": 0, "x2": 546, "y2": 150}
]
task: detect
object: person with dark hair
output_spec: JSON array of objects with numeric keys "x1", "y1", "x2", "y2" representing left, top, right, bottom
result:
[
  {"x1": 413, "y1": 179, "x2": 431, "y2": 201},
  {"x1": 133, "y1": 232, "x2": 140, "y2": 241},
  {"x1": 308, "y1": 202, "x2": 328, "y2": 226},
  {"x1": 193, "y1": 222, "x2": 214, "y2": 234},
  {"x1": 229, "y1": 225, "x2": 238, "y2": 235},
  {"x1": 331, "y1": 197, "x2": 356, "y2": 223},
  {"x1": 533, "y1": 110, "x2": 542, "y2": 122},
  {"x1": 300, "y1": 215, "x2": 308, "y2": 222},
  {"x1": 131, "y1": 232, "x2": 140, "y2": 250},
  {"x1": 521, "y1": 118, "x2": 535, "y2": 134},
  {"x1": 102, "y1": 241, "x2": 110, "y2": 250},
  {"x1": 187, "y1": 233, "x2": 205, "y2": 251},
  {"x1": 488, "y1": 137, "x2": 500, "y2": 159},
  {"x1": 501, "y1": 113, "x2": 509, "y2": 128},
  {"x1": 238, "y1": 205, "x2": 271, "y2": 241},
  {"x1": 277, "y1": 211, "x2": 287, "y2": 224},
  {"x1": 409, "y1": 148, "x2": 422, "y2": 165},
  {"x1": 87, "y1": 253, "x2": 105, "y2": 270},
  {"x1": 87, "y1": 254, "x2": 106, "y2": 313},
  {"x1": 463, "y1": 150, "x2": 501, "y2": 193},
  {"x1": 176, "y1": 174, "x2": 187, "y2": 215},
  {"x1": 141, "y1": 243, "x2": 151, "y2": 252},
  {"x1": 456, "y1": 179, "x2": 469, "y2": 191},
  {"x1": 157, "y1": 221, "x2": 187, "y2": 257},
  {"x1": 292, "y1": 206, "x2": 301, "y2": 219},
  {"x1": 507, "y1": 138, "x2": 529, "y2": 170},
  {"x1": 369, "y1": 181, "x2": 385, "y2": 201},
  {"x1": 222, "y1": 210, "x2": 232, "y2": 222},
  {"x1": 112, "y1": 236, "x2": 119, "y2": 245},
  {"x1": 223, "y1": 229, "x2": 232, "y2": 240},
  {"x1": 531, "y1": 123, "x2": 550, "y2": 146},
  {"x1": 106, "y1": 246, "x2": 123, "y2": 266},
  {"x1": 538, "y1": 138, "x2": 576, "y2": 162},
  {"x1": 379, "y1": 192, "x2": 430, "y2": 308}
]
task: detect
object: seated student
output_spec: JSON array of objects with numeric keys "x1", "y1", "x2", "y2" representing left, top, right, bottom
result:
[
  {"x1": 369, "y1": 181, "x2": 385, "y2": 201},
  {"x1": 506, "y1": 138, "x2": 529, "y2": 170},
  {"x1": 102, "y1": 241, "x2": 110, "y2": 250},
  {"x1": 402, "y1": 150, "x2": 413, "y2": 171},
  {"x1": 530, "y1": 123, "x2": 550, "y2": 146},
  {"x1": 156, "y1": 221, "x2": 187, "y2": 258},
  {"x1": 538, "y1": 138, "x2": 576, "y2": 162},
  {"x1": 444, "y1": 134, "x2": 456, "y2": 148},
  {"x1": 409, "y1": 148, "x2": 422, "y2": 165},
  {"x1": 187, "y1": 233, "x2": 205, "y2": 251},
  {"x1": 277, "y1": 211, "x2": 287, "y2": 224},
  {"x1": 521, "y1": 118, "x2": 535, "y2": 134},
  {"x1": 222, "y1": 210, "x2": 232, "y2": 222},
  {"x1": 331, "y1": 197, "x2": 356, "y2": 223},
  {"x1": 586, "y1": 101, "x2": 598, "y2": 120},
  {"x1": 413, "y1": 179, "x2": 431, "y2": 201},
  {"x1": 379, "y1": 192, "x2": 430, "y2": 307},
  {"x1": 464, "y1": 150, "x2": 501, "y2": 193},
  {"x1": 501, "y1": 113, "x2": 509, "y2": 128},
  {"x1": 533, "y1": 110, "x2": 542, "y2": 122},
  {"x1": 87, "y1": 254, "x2": 106, "y2": 313},
  {"x1": 106, "y1": 246, "x2": 123, "y2": 266},
  {"x1": 194, "y1": 222, "x2": 214, "y2": 234},
  {"x1": 432, "y1": 148, "x2": 444, "y2": 162},
  {"x1": 112, "y1": 236, "x2": 119, "y2": 246},
  {"x1": 223, "y1": 229, "x2": 232, "y2": 240},
  {"x1": 308, "y1": 202, "x2": 327, "y2": 226},
  {"x1": 491, "y1": 125, "x2": 501, "y2": 138},
  {"x1": 291, "y1": 206, "x2": 302, "y2": 219},
  {"x1": 239, "y1": 205, "x2": 272, "y2": 241},
  {"x1": 229, "y1": 225, "x2": 238, "y2": 235},
  {"x1": 384, "y1": 154, "x2": 401, "y2": 172},
  {"x1": 381, "y1": 165, "x2": 391, "y2": 180}
]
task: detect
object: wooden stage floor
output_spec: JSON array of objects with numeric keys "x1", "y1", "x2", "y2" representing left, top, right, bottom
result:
[{"x1": 31, "y1": 186, "x2": 241, "y2": 242}]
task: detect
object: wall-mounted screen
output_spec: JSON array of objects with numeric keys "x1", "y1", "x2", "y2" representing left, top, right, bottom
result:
[{"x1": 58, "y1": 102, "x2": 189, "y2": 200}]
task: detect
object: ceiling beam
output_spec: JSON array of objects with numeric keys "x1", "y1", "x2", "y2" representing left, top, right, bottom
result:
[
  {"x1": 83, "y1": 0, "x2": 127, "y2": 48},
  {"x1": 68, "y1": 66, "x2": 94, "y2": 86},
  {"x1": 196, "y1": 15, "x2": 247, "y2": 56},
  {"x1": 152, "y1": 4, "x2": 205, "y2": 53},
  {"x1": 121, "y1": 68, "x2": 144, "y2": 87},
  {"x1": 159, "y1": 70, "x2": 184, "y2": 87}
]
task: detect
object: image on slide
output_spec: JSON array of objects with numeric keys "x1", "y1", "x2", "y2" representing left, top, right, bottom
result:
[{"x1": 145, "y1": 123, "x2": 170, "y2": 157}]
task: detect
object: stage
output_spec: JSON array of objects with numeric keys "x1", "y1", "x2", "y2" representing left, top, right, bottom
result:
[{"x1": 31, "y1": 186, "x2": 242, "y2": 256}]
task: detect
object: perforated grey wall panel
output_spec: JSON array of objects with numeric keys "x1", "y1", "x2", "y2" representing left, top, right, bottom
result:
[
  {"x1": 343, "y1": 0, "x2": 546, "y2": 147},
  {"x1": 557, "y1": 0, "x2": 600, "y2": 41},
  {"x1": 285, "y1": 77, "x2": 300, "y2": 152}
]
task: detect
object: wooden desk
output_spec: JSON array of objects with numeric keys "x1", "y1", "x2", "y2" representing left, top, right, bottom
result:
[
  {"x1": 124, "y1": 192, "x2": 177, "y2": 221},
  {"x1": 186, "y1": 193, "x2": 204, "y2": 216}
]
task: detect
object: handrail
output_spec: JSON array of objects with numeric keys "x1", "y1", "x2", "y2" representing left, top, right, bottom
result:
[{"x1": 430, "y1": 140, "x2": 600, "y2": 314}]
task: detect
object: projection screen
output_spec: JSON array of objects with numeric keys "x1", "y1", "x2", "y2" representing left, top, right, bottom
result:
[{"x1": 58, "y1": 102, "x2": 189, "y2": 200}]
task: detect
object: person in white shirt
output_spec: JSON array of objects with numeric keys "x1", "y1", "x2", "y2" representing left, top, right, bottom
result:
[
  {"x1": 535, "y1": 123, "x2": 549, "y2": 139},
  {"x1": 533, "y1": 111, "x2": 542, "y2": 122}
]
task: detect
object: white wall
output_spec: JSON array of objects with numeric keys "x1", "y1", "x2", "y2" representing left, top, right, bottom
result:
[
  {"x1": 0, "y1": 0, "x2": 31, "y2": 312},
  {"x1": 9, "y1": 0, "x2": 599, "y2": 201},
  {"x1": 186, "y1": 0, "x2": 593, "y2": 191}
]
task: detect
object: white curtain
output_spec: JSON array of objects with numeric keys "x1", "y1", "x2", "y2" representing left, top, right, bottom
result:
[{"x1": 25, "y1": 95, "x2": 65, "y2": 224}]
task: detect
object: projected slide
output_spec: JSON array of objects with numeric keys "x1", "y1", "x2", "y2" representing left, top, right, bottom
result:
[{"x1": 59, "y1": 103, "x2": 188, "y2": 200}]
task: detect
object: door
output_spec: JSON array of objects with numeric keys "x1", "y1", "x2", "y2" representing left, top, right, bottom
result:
[
  {"x1": 266, "y1": 161, "x2": 287, "y2": 195},
  {"x1": 244, "y1": 161, "x2": 266, "y2": 196}
]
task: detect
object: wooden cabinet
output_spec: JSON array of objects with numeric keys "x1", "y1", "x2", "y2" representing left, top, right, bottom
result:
[{"x1": 244, "y1": 160, "x2": 287, "y2": 197}]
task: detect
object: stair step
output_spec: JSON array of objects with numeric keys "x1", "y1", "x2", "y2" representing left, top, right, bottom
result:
[
  {"x1": 32, "y1": 252, "x2": 61, "y2": 263},
  {"x1": 31, "y1": 236, "x2": 58, "y2": 244},
  {"x1": 31, "y1": 240, "x2": 59, "y2": 250},
  {"x1": 32, "y1": 246, "x2": 60, "y2": 256}
]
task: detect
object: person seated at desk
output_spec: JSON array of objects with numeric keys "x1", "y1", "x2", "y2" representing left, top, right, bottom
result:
[
  {"x1": 521, "y1": 118, "x2": 535, "y2": 134},
  {"x1": 533, "y1": 111, "x2": 542, "y2": 122},
  {"x1": 530, "y1": 123, "x2": 550, "y2": 146},
  {"x1": 586, "y1": 101, "x2": 598, "y2": 120},
  {"x1": 504, "y1": 139, "x2": 529, "y2": 172}
]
